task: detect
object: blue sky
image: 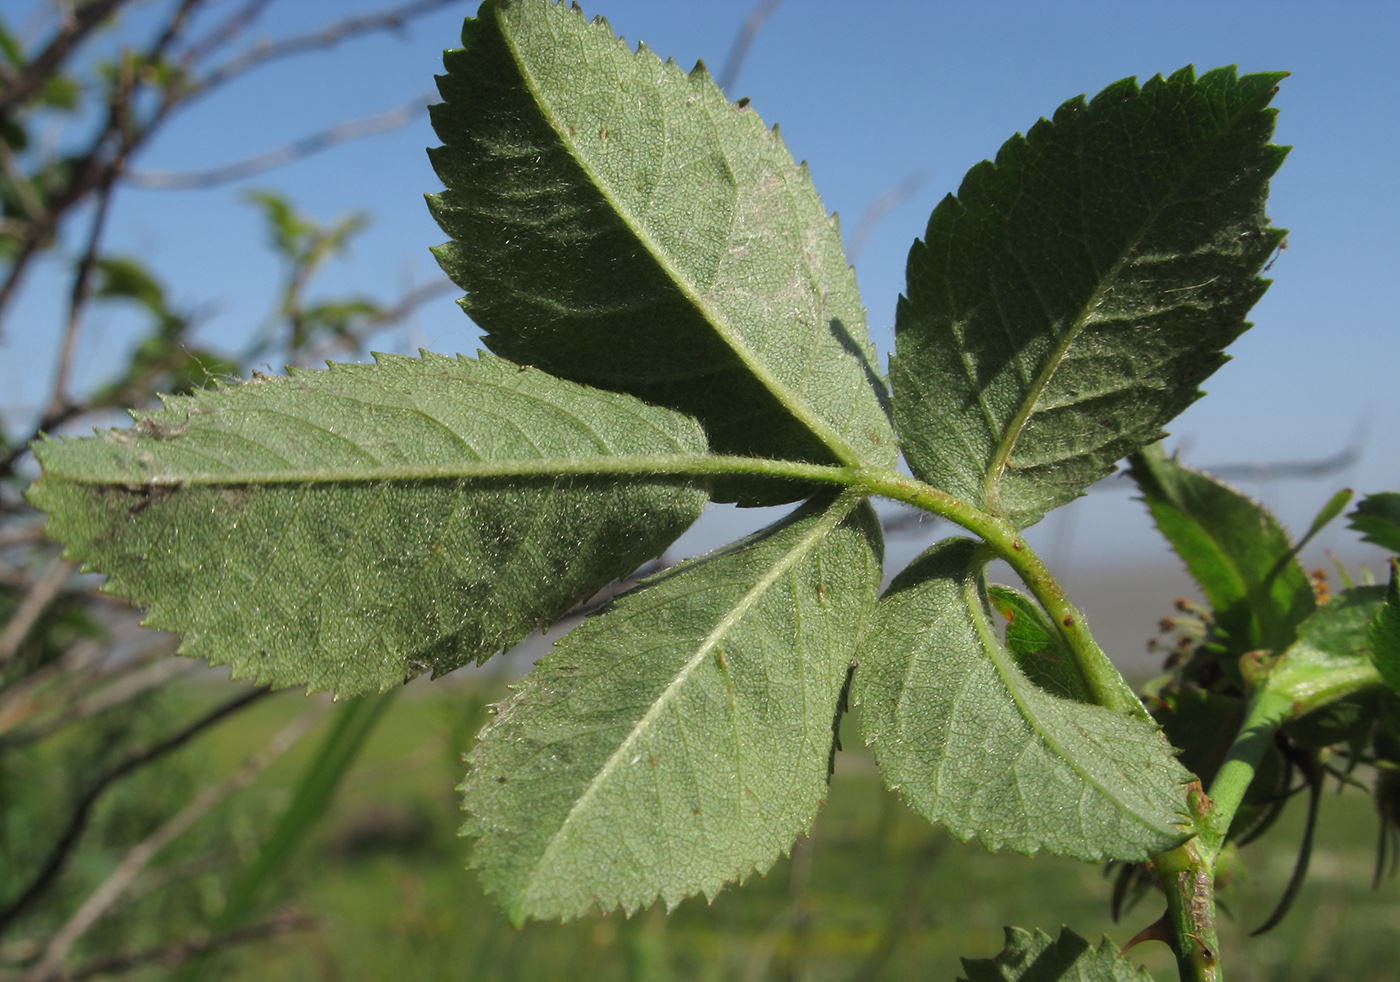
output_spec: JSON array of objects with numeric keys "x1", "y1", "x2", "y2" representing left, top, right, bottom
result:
[{"x1": 4, "y1": 0, "x2": 1397, "y2": 574}]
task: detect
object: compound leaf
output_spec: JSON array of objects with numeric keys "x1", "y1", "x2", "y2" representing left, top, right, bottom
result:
[
  {"x1": 1128, "y1": 444, "x2": 1314, "y2": 653},
  {"x1": 428, "y1": 0, "x2": 895, "y2": 504},
  {"x1": 462, "y1": 493, "x2": 882, "y2": 922},
  {"x1": 893, "y1": 66, "x2": 1286, "y2": 527},
  {"x1": 28, "y1": 352, "x2": 707, "y2": 697},
  {"x1": 960, "y1": 926, "x2": 1156, "y2": 982},
  {"x1": 856, "y1": 538, "x2": 1191, "y2": 862}
]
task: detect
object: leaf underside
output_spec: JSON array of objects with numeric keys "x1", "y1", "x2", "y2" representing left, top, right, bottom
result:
[
  {"x1": 959, "y1": 926, "x2": 1156, "y2": 982},
  {"x1": 461, "y1": 494, "x2": 882, "y2": 922},
  {"x1": 856, "y1": 538, "x2": 1191, "y2": 862},
  {"x1": 427, "y1": 0, "x2": 895, "y2": 503},
  {"x1": 28, "y1": 352, "x2": 707, "y2": 696},
  {"x1": 892, "y1": 65, "x2": 1287, "y2": 528},
  {"x1": 1128, "y1": 444, "x2": 1314, "y2": 653}
]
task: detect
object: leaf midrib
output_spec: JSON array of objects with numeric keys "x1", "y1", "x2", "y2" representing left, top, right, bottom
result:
[
  {"x1": 983, "y1": 89, "x2": 1266, "y2": 514},
  {"x1": 520, "y1": 490, "x2": 861, "y2": 909},
  {"x1": 493, "y1": 6, "x2": 863, "y2": 469},
  {"x1": 40, "y1": 453, "x2": 857, "y2": 488}
]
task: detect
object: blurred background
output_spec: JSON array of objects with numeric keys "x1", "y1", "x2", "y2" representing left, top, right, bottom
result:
[{"x1": 1, "y1": 2, "x2": 1397, "y2": 979}]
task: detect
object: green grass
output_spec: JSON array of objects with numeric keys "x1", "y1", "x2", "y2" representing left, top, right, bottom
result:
[{"x1": 10, "y1": 677, "x2": 1400, "y2": 981}]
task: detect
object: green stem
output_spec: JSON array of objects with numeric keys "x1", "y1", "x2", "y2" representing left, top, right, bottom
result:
[
  {"x1": 1200, "y1": 689, "x2": 1293, "y2": 857},
  {"x1": 1148, "y1": 688, "x2": 1291, "y2": 981}
]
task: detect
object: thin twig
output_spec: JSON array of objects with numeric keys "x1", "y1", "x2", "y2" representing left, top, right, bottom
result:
[
  {"x1": 0, "y1": 642, "x2": 188, "y2": 749},
  {"x1": 125, "y1": 92, "x2": 435, "y2": 189},
  {"x1": 0, "y1": 0, "x2": 128, "y2": 121},
  {"x1": 0, "y1": 640, "x2": 105, "y2": 739},
  {"x1": 0, "y1": 686, "x2": 271, "y2": 937},
  {"x1": 717, "y1": 0, "x2": 784, "y2": 95},
  {"x1": 24, "y1": 702, "x2": 327, "y2": 981},
  {"x1": 145, "y1": 0, "x2": 206, "y2": 67},
  {"x1": 1205, "y1": 432, "x2": 1367, "y2": 482},
  {"x1": 0, "y1": 556, "x2": 72, "y2": 669},
  {"x1": 192, "y1": 0, "x2": 464, "y2": 95},
  {"x1": 0, "y1": 0, "x2": 460, "y2": 339},
  {"x1": 46, "y1": 179, "x2": 118, "y2": 421},
  {"x1": 0, "y1": 522, "x2": 46, "y2": 549},
  {"x1": 179, "y1": 0, "x2": 275, "y2": 68},
  {"x1": 300, "y1": 276, "x2": 457, "y2": 365},
  {"x1": 853, "y1": 835, "x2": 946, "y2": 981},
  {"x1": 0, "y1": 143, "x2": 46, "y2": 225},
  {"x1": 0, "y1": 238, "x2": 40, "y2": 335},
  {"x1": 0, "y1": 402, "x2": 87, "y2": 476},
  {"x1": 845, "y1": 171, "x2": 928, "y2": 264},
  {"x1": 17, "y1": 908, "x2": 315, "y2": 982}
]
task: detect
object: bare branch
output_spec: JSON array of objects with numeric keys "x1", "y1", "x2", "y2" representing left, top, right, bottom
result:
[
  {"x1": 844, "y1": 171, "x2": 927, "y2": 264},
  {"x1": 0, "y1": 401, "x2": 87, "y2": 477},
  {"x1": 0, "y1": 0, "x2": 128, "y2": 121},
  {"x1": 0, "y1": 556, "x2": 72, "y2": 669},
  {"x1": 0, "y1": 640, "x2": 105, "y2": 740},
  {"x1": 125, "y1": 92, "x2": 435, "y2": 189},
  {"x1": 145, "y1": 0, "x2": 207, "y2": 67},
  {"x1": 25, "y1": 703, "x2": 327, "y2": 981},
  {"x1": 45, "y1": 178, "x2": 118, "y2": 421},
  {"x1": 0, "y1": 641, "x2": 188, "y2": 749},
  {"x1": 0, "y1": 521, "x2": 46, "y2": 549},
  {"x1": 299, "y1": 275, "x2": 456, "y2": 365},
  {"x1": 717, "y1": 0, "x2": 784, "y2": 96},
  {"x1": 179, "y1": 0, "x2": 275, "y2": 68},
  {"x1": 193, "y1": 0, "x2": 465, "y2": 94},
  {"x1": 15, "y1": 908, "x2": 316, "y2": 982},
  {"x1": 0, "y1": 685, "x2": 271, "y2": 937},
  {"x1": 0, "y1": 0, "x2": 464, "y2": 338},
  {"x1": 1204, "y1": 425, "x2": 1367, "y2": 482},
  {"x1": 0, "y1": 238, "x2": 41, "y2": 336},
  {"x1": 0, "y1": 142, "x2": 46, "y2": 225},
  {"x1": 1093, "y1": 418, "x2": 1370, "y2": 492}
]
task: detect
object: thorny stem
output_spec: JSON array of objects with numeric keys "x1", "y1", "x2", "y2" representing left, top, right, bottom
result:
[
  {"x1": 1144, "y1": 683, "x2": 1293, "y2": 980},
  {"x1": 1153, "y1": 838, "x2": 1221, "y2": 982}
]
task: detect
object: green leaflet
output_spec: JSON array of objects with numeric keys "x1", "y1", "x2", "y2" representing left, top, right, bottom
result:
[
  {"x1": 427, "y1": 0, "x2": 895, "y2": 504},
  {"x1": 1128, "y1": 444, "x2": 1314, "y2": 654},
  {"x1": 1372, "y1": 565, "x2": 1400, "y2": 694},
  {"x1": 461, "y1": 493, "x2": 882, "y2": 922},
  {"x1": 27, "y1": 352, "x2": 707, "y2": 696},
  {"x1": 987, "y1": 584, "x2": 1089, "y2": 702},
  {"x1": 856, "y1": 539, "x2": 1191, "y2": 862},
  {"x1": 1266, "y1": 585, "x2": 1387, "y2": 716},
  {"x1": 960, "y1": 926, "x2": 1156, "y2": 982},
  {"x1": 892, "y1": 66, "x2": 1286, "y2": 528},
  {"x1": 1350, "y1": 493, "x2": 1400, "y2": 553}
]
